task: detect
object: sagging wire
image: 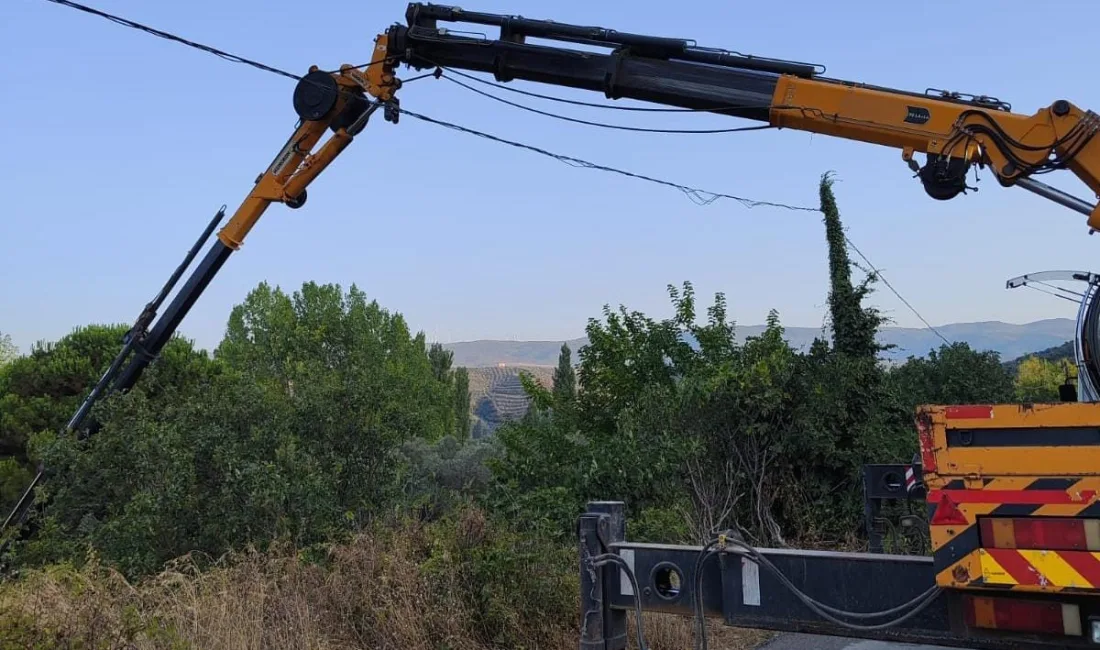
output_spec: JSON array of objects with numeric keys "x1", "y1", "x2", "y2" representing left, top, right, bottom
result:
[
  {"x1": 42, "y1": 0, "x2": 402, "y2": 80},
  {"x1": 397, "y1": 107, "x2": 818, "y2": 211},
  {"x1": 591, "y1": 553, "x2": 651, "y2": 650},
  {"x1": 842, "y1": 236, "x2": 952, "y2": 346},
  {"x1": 58, "y1": 0, "x2": 1094, "y2": 188}
]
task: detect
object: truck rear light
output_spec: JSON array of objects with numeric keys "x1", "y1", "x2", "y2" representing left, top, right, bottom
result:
[
  {"x1": 964, "y1": 595, "x2": 1082, "y2": 636},
  {"x1": 979, "y1": 517, "x2": 1100, "y2": 551}
]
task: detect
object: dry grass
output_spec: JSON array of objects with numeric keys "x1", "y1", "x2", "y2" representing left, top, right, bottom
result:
[{"x1": 0, "y1": 512, "x2": 774, "y2": 650}]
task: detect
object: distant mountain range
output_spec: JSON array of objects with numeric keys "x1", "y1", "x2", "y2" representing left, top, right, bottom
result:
[
  {"x1": 445, "y1": 318, "x2": 1076, "y2": 368},
  {"x1": 455, "y1": 319, "x2": 1077, "y2": 437}
]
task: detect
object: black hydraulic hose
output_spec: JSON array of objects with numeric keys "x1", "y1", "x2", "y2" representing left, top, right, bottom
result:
[{"x1": 592, "y1": 553, "x2": 650, "y2": 650}]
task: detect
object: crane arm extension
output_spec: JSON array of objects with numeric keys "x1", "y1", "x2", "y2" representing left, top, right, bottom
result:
[
  {"x1": 109, "y1": 54, "x2": 402, "y2": 399},
  {"x1": 383, "y1": 3, "x2": 1100, "y2": 227}
]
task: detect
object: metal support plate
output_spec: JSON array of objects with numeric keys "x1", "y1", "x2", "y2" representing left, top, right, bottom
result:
[{"x1": 605, "y1": 541, "x2": 1097, "y2": 649}]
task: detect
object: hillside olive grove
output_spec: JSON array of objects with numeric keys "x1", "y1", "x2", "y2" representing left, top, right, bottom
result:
[{"x1": 0, "y1": 175, "x2": 1078, "y2": 647}]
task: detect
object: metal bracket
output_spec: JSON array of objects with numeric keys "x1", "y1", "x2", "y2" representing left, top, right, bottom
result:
[{"x1": 862, "y1": 462, "x2": 925, "y2": 553}]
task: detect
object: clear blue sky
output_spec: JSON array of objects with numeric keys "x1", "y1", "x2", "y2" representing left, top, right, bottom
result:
[{"x1": 2, "y1": 0, "x2": 1097, "y2": 354}]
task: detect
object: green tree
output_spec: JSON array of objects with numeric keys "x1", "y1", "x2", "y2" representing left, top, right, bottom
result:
[
  {"x1": 428, "y1": 342, "x2": 457, "y2": 434},
  {"x1": 673, "y1": 310, "x2": 797, "y2": 543},
  {"x1": 571, "y1": 283, "x2": 728, "y2": 517},
  {"x1": 888, "y1": 342, "x2": 1015, "y2": 411},
  {"x1": 429, "y1": 342, "x2": 455, "y2": 383},
  {"x1": 396, "y1": 434, "x2": 498, "y2": 518},
  {"x1": 552, "y1": 343, "x2": 576, "y2": 406},
  {"x1": 1003, "y1": 340, "x2": 1073, "y2": 376},
  {"x1": 454, "y1": 366, "x2": 471, "y2": 440},
  {"x1": 578, "y1": 282, "x2": 725, "y2": 435},
  {"x1": 1015, "y1": 356, "x2": 1075, "y2": 403},
  {"x1": 551, "y1": 343, "x2": 576, "y2": 430},
  {"x1": 752, "y1": 174, "x2": 896, "y2": 541},
  {"x1": 216, "y1": 281, "x2": 456, "y2": 505},
  {"x1": 789, "y1": 340, "x2": 902, "y2": 537}
]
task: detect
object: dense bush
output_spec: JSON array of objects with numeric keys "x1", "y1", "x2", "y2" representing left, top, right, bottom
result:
[{"x1": 8, "y1": 283, "x2": 468, "y2": 577}]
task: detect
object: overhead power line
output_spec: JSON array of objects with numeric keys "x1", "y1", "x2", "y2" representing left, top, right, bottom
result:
[
  {"x1": 42, "y1": 0, "x2": 394, "y2": 78},
  {"x1": 40, "y1": 0, "x2": 948, "y2": 345},
  {"x1": 42, "y1": 0, "x2": 305, "y2": 80},
  {"x1": 397, "y1": 107, "x2": 813, "y2": 210},
  {"x1": 843, "y1": 237, "x2": 952, "y2": 345}
]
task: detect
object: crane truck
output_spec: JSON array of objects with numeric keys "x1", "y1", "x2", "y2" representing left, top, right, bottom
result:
[{"x1": 8, "y1": 3, "x2": 1100, "y2": 648}]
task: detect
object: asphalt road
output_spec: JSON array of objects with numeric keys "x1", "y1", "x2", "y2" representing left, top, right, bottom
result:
[{"x1": 760, "y1": 634, "x2": 972, "y2": 650}]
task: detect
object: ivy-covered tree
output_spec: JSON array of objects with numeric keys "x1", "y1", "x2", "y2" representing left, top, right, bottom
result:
[
  {"x1": 778, "y1": 174, "x2": 897, "y2": 537},
  {"x1": 819, "y1": 173, "x2": 887, "y2": 359}
]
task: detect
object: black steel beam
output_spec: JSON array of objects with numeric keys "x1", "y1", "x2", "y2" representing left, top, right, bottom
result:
[
  {"x1": 607, "y1": 540, "x2": 971, "y2": 646},
  {"x1": 580, "y1": 501, "x2": 1100, "y2": 649}
]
